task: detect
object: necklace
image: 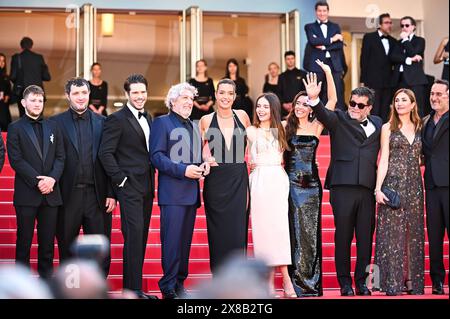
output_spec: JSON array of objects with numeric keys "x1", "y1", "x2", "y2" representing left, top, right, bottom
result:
[
  {"x1": 217, "y1": 112, "x2": 234, "y2": 119},
  {"x1": 261, "y1": 127, "x2": 271, "y2": 132}
]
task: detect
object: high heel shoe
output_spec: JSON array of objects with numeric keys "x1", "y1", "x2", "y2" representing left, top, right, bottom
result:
[{"x1": 403, "y1": 280, "x2": 413, "y2": 295}]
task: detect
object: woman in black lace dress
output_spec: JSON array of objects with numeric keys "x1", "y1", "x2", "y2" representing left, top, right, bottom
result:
[
  {"x1": 283, "y1": 60, "x2": 336, "y2": 297},
  {"x1": 374, "y1": 88, "x2": 424, "y2": 296}
]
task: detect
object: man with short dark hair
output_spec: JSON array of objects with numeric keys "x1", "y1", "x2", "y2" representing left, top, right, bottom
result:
[
  {"x1": 10, "y1": 37, "x2": 51, "y2": 117},
  {"x1": 392, "y1": 16, "x2": 428, "y2": 117},
  {"x1": 360, "y1": 13, "x2": 398, "y2": 122},
  {"x1": 421, "y1": 79, "x2": 449, "y2": 295},
  {"x1": 304, "y1": 75, "x2": 382, "y2": 296},
  {"x1": 50, "y1": 77, "x2": 116, "y2": 277},
  {"x1": 278, "y1": 51, "x2": 307, "y2": 118},
  {"x1": 99, "y1": 74, "x2": 156, "y2": 299},
  {"x1": 304, "y1": 1, "x2": 346, "y2": 109},
  {"x1": 7, "y1": 85, "x2": 65, "y2": 279}
]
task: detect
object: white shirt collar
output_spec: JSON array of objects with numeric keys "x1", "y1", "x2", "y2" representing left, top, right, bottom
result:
[
  {"x1": 378, "y1": 30, "x2": 386, "y2": 38},
  {"x1": 127, "y1": 102, "x2": 143, "y2": 119}
]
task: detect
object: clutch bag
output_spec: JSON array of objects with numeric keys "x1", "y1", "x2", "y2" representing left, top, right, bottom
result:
[{"x1": 381, "y1": 186, "x2": 401, "y2": 210}]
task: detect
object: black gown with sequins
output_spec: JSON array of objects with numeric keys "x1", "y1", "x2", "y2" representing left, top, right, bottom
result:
[
  {"x1": 284, "y1": 135, "x2": 323, "y2": 297},
  {"x1": 374, "y1": 130, "x2": 424, "y2": 295}
]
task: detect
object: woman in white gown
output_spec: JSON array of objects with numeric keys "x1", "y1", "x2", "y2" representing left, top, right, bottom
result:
[{"x1": 247, "y1": 92, "x2": 296, "y2": 298}]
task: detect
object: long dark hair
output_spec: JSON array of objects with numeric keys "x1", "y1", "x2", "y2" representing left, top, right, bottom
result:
[
  {"x1": 389, "y1": 88, "x2": 422, "y2": 133},
  {"x1": 0, "y1": 53, "x2": 7, "y2": 76},
  {"x1": 225, "y1": 58, "x2": 240, "y2": 79},
  {"x1": 285, "y1": 91, "x2": 308, "y2": 142},
  {"x1": 253, "y1": 93, "x2": 289, "y2": 151}
]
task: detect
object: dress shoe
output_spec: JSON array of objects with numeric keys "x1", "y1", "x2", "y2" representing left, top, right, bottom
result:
[
  {"x1": 162, "y1": 290, "x2": 179, "y2": 299},
  {"x1": 385, "y1": 289, "x2": 398, "y2": 296},
  {"x1": 134, "y1": 290, "x2": 159, "y2": 299},
  {"x1": 432, "y1": 282, "x2": 445, "y2": 295},
  {"x1": 355, "y1": 284, "x2": 371, "y2": 296},
  {"x1": 340, "y1": 286, "x2": 355, "y2": 296},
  {"x1": 176, "y1": 287, "x2": 189, "y2": 298}
]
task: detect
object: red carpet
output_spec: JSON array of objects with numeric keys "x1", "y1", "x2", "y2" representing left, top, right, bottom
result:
[{"x1": 0, "y1": 132, "x2": 448, "y2": 298}]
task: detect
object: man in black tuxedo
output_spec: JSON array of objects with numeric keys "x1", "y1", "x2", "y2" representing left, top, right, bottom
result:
[
  {"x1": 422, "y1": 79, "x2": 449, "y2": 295},
  {"x1": 305, "y1": 76, "x2": 382, "y2": 296},
  {"x1": 50, "y1": 77, "x2": 116, "y2": 277},
  {"x1": 99, "y1": 74, "x2": 156, "y2": 299},
  {"x1": 360, "y1": 13, "x2": 398, "y2": 122},
  {"x1": 6, "y1": 85, "x2": 65, "y2": 279},
  {"x1": 10, "y1": 37, "x2": 51, "y2": 117},
  {"x1": 391, "y1": 16, "x2": 428, "y2": 117},
  {"x1": 278, "y1": 51, "x2": 307, "y2": 118},
  {"x1": 304, "y1": 1, "x2": 346, "y2": 110}
]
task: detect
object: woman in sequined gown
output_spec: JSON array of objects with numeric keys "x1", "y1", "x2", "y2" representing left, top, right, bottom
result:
[
  {"x1": 247, "y1": 93, "x2": 296, "y2": 297},
  {"x1": 283, "y1": 61, "x2": 337, "y2": 297},
  {"x1": 374, "y1": 89, "x2": 424, "y2": 296}
]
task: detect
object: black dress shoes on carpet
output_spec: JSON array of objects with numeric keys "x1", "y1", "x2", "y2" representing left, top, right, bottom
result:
[
  {"x1": 355, "y1": 284, "x2": 371, "y2": 296},
  {"x1": 340, "y1": 285, "x2": 355, "y2": 296},
  {"x1": 133, "y1": 290, "x2": 159, "y2": 299},
  {"x1": 432, "y1": 282, "x2": 445, "y2": 295},
  {"x1": 162, "y1": 290, "x2": 179, "y2": 299}
]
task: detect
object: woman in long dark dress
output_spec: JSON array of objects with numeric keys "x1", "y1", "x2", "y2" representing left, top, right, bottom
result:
[
  {"x1": 0, "y1": 53, "x2": 12, "y2": 131},
  {"x1": 374, "y1": 89, "x2": 424, "y2": 296},
  {"x1": 199, "y1": 78, "x2": 251, "y2": 275},
  {"x1": 189, "y1": 59, "x2": 215, "y2": 121},
  {"x1": 88, "y1": 62, "x2": 108, "y2": 116},
  {"x1": 262, "y1": 62, "x2": 281, "y2": 101},
  {"x1": 283, "y1": 60, "x2": 336, "y2": 297},
  {"x1": 224, "y1": 58, "x2": 253, "y2": 120}
]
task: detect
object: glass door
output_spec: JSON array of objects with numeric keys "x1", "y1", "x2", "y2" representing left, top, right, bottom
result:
[
  {"x1": 280, "y1": 9, "x2": 300, "y2": 71},
  {"x1": 181, "y1": 6, "x2": 202, "y2": 81}
]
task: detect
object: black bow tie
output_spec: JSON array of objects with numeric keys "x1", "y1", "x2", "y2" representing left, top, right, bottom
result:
[
  {"x1": 138, "y1": 111, "x2": 147, "y2": 119},
  {"x1": 319, "y1": 21, "x2": 328, "y2": 26},
  {"x1": 360, "y1": 119, "x2": 369, "y2": 127},
  {"x1": 380, "y1": 35, "x2": 388, "y2": 40}
]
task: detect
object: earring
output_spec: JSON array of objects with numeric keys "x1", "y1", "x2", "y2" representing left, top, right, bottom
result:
[{"x1": 308, "y1": 112, "x2": 314, "y2": 120}]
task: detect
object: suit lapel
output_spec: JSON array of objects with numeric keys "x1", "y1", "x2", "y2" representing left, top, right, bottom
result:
[
  {"x1": 42, "y1": 121, "x2": 51, "y2": 163},
  {"x1": 23, "y1": 119, "x2": 43, "y2": 160},
  {"x1": 168, "y1": 112, "x2": 193, "y2": 158},
  {"x1": 124, "y1": 106, "x2": 147, "y2": 150},
  {"x1": 344, "y1": 112, "x2": 366, "y2": 142},
  {"x1": 433, "y1": 117, "x2": 448, "y2": 144},
  {"x1": 363, "y1": 115, "x2": 382, "y2": 144},
  {"x1": 63, "y1": 110, "x2": 79, "y2": 154}
]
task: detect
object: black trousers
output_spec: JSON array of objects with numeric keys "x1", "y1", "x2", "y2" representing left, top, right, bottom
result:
[
  {"x1": 330, "y1": 186, "x2": 376, "y2": 288},
  {"x1": 426, "y1": 187, "x2": 449, "y2": 286},
  {"x1": 116, "y1": 182, "x2": 152, "y2": 291},
  {"x1": 372, "y1": 87, "x2": 394, "y2": 123},
  {"x1": 15, "y1": 204, "x2": 58, "y2": 279},
  {"x1": 158, "y1": 205, "x2": 197, "y2": 294},
  {"x1": 56, "y1": 185, "x2": 111, "y2": 276}
]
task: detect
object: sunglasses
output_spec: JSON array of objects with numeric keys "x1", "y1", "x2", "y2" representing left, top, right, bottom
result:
[
  {"x1": 401, "y1": 24, "x2": 411, "y2": 28},
  {"x1": 349, "y1": 100, "x2": 370, "y2": 109}
]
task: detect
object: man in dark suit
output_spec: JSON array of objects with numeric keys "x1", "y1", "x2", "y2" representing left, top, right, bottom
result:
[
  {"x1": 98, "y1": 74, "x2": 156, "y2": 299},
  {"x1": 278, "y1": 51, "x2": 307, "y2": 118},
  {"x1": 304, "y1": 1, "x2": 346, "y2": 110},
  {"x1": 422, "y1": 79, "x2": 449, "y2": 295},
  {"x1": 7, "y1": 85, "x2": 65, "y2": 279},
  {"x1": 150, "y1": 82, "x2": 210, "y2": 299},
  {"x1": 391, "y1": 16, "x2": 428, "y2": 117},
  {"x1": 50, "y1": 77, "x2": 116, "y2": 277},
  {"x1": 10, "y1": 37, "x2": 51, "y2": 117},
  {"x1": 304, "y1": 76, "x2": 382, "y2": 296},
  {"x1": 360, "y1": 13, "x2": 398, "y2": 122}
]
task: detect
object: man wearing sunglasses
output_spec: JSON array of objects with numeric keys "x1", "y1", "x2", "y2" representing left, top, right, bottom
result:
[
  {"x1": 304, "y1": 75, "x2": 382, "y2": 296},
  {"x1": 391, "y1": 16, "x2": 428, "y2": 117},
  {"x1": 360, "y1": 13, "x2": 397, "y2": 122}
]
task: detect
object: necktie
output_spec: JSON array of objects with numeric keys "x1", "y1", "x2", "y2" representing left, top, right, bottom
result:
[
  {"x1": 138, "y1": 111, "x2": 147, "y2": 119},
  {"x1": 361, "y1": 119, "x2": 369, "y2": 127}
]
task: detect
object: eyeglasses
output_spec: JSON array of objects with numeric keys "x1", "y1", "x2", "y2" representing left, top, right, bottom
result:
[
  {"x1": 400, "y1": 24, "x2": 411, "y2": 28},
  {"x1": 349, "y1": 100, "x2": 370, "y2": 109}
]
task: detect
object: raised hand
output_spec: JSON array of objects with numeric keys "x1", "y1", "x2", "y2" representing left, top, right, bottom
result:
[
  {"x1": 302, "y1": 72, "x2": 322, "y2": 101},
  {"x1": 315, "y1": 59, "x2": 331, "y2": 74}
]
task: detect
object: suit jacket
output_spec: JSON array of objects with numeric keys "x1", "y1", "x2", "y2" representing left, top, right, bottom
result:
[
  {"x1": 391, "y1": 35, "x2": 428, "y2": 86},
  {"x1": 7, "y1": 116, "x2": 65, "y2": 207},
  {"x1": 304, "y1": 20, "x2": 344, "y2": 73},
  {"x1": 360, "y1": 31, "x2": 397, "y2": 88},
  {"x1": 150, "y1": 112, "x2": 202, "y2": 207},
  {"x1": 98, "y1": 106, "x2": 154, "y2": 197},
  {"x1": 10, "y1": 49, "x2": 51, "y2": 89},
  {"x1": 313, "y1": 102, "x2": 382, "y2": 190},
  {"x1": 50, "y1": 110, "x2": 115, "y2": 208},
  {"x1": 421, "y1": 112, "x2": 449, "y2": 188}
]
